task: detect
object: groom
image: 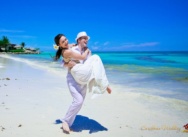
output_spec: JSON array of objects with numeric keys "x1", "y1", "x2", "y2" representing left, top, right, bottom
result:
[{"x1": 61, "y1": 31, "x2": 91, "y2": 133}]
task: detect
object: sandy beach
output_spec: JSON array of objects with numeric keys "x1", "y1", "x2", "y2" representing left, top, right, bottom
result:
[{"x1": 0, "y1": 55, "x2": 188, "y2": 137}]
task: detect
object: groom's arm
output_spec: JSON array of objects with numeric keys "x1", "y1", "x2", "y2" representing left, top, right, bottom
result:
[{"x1": 63, "y1": 60, "x2": 76, "y2": 68}]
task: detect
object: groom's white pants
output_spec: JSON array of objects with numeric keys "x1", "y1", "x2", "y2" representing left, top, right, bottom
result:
[{"x1": 61, "y1": 72, "x2": 87, "y2": 127}]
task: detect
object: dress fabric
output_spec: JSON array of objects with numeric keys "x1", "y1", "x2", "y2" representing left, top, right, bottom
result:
[{"x1": 70, "y1": 54, "x2": 109, "y2": 94}]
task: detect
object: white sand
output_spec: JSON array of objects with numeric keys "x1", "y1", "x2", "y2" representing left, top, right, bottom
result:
[{"x1": 0, "y1": 55, "x2": 188, "y2": 137}]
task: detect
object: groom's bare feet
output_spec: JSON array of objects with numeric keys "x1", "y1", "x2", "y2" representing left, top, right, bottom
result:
[
  {"x1": 61, "y1": 122, "x2": 70, "y2": 134},
  {"x1": 107, "y1": 86, "x2": 112, "y2": 94}
]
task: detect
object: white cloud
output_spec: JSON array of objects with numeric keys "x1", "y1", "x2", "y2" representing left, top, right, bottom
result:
[
  {"x1": 91, "y1": 46, "x2": 99, "y2": 50},
  {"x1": 94, "y1": 42, "x2": 99, "y2": 45},
  {"x1": 103, "y1": 41, "x2": 110, "y2": 46},
  {"x1": 9, "y1": 35, "x2": 36, "y2": 39},
  {"x1": 0, "y1": 29, "x2": 24, "y2": 33},
  {"x1": 122, "y1": 42, "x2": 159, "y2": 48},
  {"x1": 91, "y1": 42, "x2": 159, "y2": 51},
  {"x1": 138, "y1": 42, "x2": 159, "y2": 47},
  {"x1": 89, "y1": 41, "x2": 159, "y2": 51}
]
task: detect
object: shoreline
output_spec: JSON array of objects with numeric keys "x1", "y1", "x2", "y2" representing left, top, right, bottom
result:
[
  {"x1": 0, "y1": 52, "x2": 40, "y2": 54},
  {"x1": 0, "y1": 55, "x2": 188, "y2": 137},
  {"x1": 1, "y1": 53, "x2": 188, "y2": 102}
]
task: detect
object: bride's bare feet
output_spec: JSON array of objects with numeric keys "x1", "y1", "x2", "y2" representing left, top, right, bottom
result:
[
  {"x1": 61, "y1": 122, "x2": 70, "y2": 134},
  {"x1": 107, "y1": 86, "x2": 112, "y2": 94}
]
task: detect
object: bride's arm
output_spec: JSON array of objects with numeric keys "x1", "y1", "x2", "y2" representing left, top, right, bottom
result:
[{"x1": 64, "y1": 49, "x2": 90, "y2": 60}]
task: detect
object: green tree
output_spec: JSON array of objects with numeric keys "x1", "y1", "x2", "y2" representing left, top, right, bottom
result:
[
  {"x1": 20, "y1": 42, "x2": 25, "y2": 48},
  {"x1": 0, "y1": 36, "x2": 10, "y2": 52},
  {"x1": 2, "y1": 36, "x2": 10, "y2": 46},
  {"x1": 0, "y1": 40, "x2": 3, "y2": 51},
  {"x1": 0, "y1": 36, "x2": 10, "y2": 49},
  {"x1": 0, "y1": 40, "x2": 3, "y2": 46}
]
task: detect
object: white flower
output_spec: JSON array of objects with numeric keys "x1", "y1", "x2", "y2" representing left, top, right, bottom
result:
[{"x1": 53, "y1": 44, "x2": 59, "y2": 50}]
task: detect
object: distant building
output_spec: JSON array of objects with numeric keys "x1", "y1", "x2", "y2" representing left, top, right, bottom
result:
[
  {"x1": 0, "y1": 44, "x2": 40, "y2": 54},
  {"x1": 0, "y1": 44, "x2": 16, "y2": 51},
  {"x1": 14, "y1": 45, "x2": 22, "y2": 49},
  {"x1": 24, "y1": 47, "x2": 40, "y2": 54}
]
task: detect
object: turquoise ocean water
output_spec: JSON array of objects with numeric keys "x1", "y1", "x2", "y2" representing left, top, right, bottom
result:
[{"x1": 1, "y1": 51, "x2": 188, "y2": 101}]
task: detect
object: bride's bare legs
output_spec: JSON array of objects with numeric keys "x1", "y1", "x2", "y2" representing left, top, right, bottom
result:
[{"x1": 106, "y1": 86, "x2": 112, "y2": 94}]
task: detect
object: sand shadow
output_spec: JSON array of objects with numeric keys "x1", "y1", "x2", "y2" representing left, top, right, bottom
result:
[
  {"x1": 55, "y1": 115, "x2": 108, "y2": 134},
  {"x1": 71, "y1": 115, "x2": 108, "y2": 134}
]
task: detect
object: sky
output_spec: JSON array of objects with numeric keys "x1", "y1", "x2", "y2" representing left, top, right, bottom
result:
[{"x1": 0, "y1": 0, "x2": 188, "y2": 52}]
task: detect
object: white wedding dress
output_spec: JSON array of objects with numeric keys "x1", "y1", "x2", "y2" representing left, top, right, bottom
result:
[{"x1": 70, "y1": 54, "x2": 109, "y2": 94}]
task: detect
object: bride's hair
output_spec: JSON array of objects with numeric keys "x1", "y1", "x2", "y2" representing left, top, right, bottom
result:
[{"x1": 54, "y1": 34, "x2": 65, "y2": 61}]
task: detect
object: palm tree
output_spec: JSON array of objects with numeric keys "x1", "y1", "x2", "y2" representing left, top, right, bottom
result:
[
  {"x1": 20, "y1": 42, "x2": 25, "y2": 49},
  {"x1": 2, "y1": 36, "x2": 10, "y2": 45},
  {"x1": 0, "y1": 40, "x2": 4, "y2": 46},
  {"x1": 0, "y1": 36, "x2": 10, "y2": 51},
  {"x1": 0, "y1": 40, "x2": 3, "y2": 51}
]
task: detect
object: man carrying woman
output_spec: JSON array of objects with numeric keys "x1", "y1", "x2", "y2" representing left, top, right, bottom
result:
[{"x1": 54, "y1": 31, "x2": 111, "y2": 133}]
